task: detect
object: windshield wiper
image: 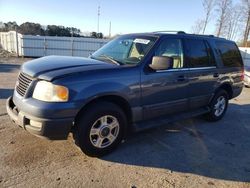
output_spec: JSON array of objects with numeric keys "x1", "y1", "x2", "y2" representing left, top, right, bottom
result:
[{"x1": 98, "y1": 54, "x2": 124, "y2": 65}]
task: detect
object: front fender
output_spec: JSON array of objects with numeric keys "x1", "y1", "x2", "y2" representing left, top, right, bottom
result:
[
  {"x1": 77, "y1": 81, "x2": 135, "y2": 104},
  {"x1": 69, "y1": 77, "x2": 141, "y2": 110}
]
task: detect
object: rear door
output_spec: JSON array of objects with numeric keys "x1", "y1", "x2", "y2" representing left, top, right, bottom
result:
[{"x1": 184, "y1": 38, "x2": 218, "y2": 109}]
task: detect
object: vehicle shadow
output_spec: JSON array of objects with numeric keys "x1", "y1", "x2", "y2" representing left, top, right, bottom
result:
[
  {"x1": 0, "y1": 64, "x2": 20, "y2": 73},
  {"x1": 103, "y1": 103, "x2": 250, "y2": 182},
  {"x1": 0, "y1": 88, "x2": 14, "y2": 99}
]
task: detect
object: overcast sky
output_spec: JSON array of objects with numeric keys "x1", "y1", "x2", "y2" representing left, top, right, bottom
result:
[{"x1": 0, "y1": 0, "x2": 241, "y2": 36}]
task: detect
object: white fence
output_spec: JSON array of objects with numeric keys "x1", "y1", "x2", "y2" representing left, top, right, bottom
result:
[
  {"x1": 239, "y1": 47, "x2": 250, "y2": 66},
  {"x1": 0, "y1": 31, "x2": 22, "y2": 55},
  {"x1": 0, "y1": 31, "x2": 109, "y2": 57}
]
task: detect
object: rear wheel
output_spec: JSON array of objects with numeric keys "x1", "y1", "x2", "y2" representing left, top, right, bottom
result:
[
  {"x1": 205, "y1": 89, "x2": 229, "y2": 121},
  {"x1": 74, "y1": 101, "x2": 127, "y2": 157}
]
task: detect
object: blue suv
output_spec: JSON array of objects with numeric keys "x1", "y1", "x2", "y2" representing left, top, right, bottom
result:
[{"x1": 6, "y1": 32, "x2": 244, "y2": 156}]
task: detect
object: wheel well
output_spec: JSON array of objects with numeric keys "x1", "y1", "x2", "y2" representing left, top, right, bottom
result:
[
  {"x1": 75, "y1": 95, "x2": 132, "y2": 126},
  {"x1": 218, "y1": 83, "x2": 233, "y2": 99}
]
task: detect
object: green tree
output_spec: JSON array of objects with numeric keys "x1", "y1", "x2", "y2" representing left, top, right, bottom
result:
[
  {"x1": 0, "y1": 21, "x2": 19, "y2": 32},
  {"x1": 19, "y1": 22, "x2": 45, "y2": 35},
  {"x1": 97, "y1": 32, "x2": 104, "y2": 39},
  {"x1": 91, "y1": 32, "x2": 98, "y2": 38}
]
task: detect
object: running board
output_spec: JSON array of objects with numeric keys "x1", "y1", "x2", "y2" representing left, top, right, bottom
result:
[{"x1": 132, "y1": 107, "x2": 210, "y2": 132}]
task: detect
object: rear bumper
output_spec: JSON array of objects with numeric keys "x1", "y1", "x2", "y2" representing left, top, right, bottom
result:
[
  {"x1": 231, "y1": 80, "x2": 244, "y2": 98},
  {"x1": 6, "y1": 97, "x2": 73, "y2": 140},
  {"x1": 244, "y1": 75, "x2": 250, "y2": 87}
]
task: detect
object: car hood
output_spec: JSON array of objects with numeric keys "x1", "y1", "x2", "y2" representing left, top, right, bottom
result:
[{"x1": 21, "y1": 56, "x2": 116, "y2": 81}]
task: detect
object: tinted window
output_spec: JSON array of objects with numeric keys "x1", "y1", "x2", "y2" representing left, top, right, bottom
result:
[
  {"x1": 186, "y1": 39, "x2": 215, "y2": 68},
  {"x1": 216, "y1": 41, "x2": 243, "y2": 67},
  {"x1": 154, "y1": 38, "x2": 184, "y2": 69}
]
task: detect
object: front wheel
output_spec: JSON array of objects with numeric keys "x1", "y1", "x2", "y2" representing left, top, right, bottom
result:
[
  {"x1": 74, "y1": 101, "x2": 127, "y2": 157},
  {"x1": 205, "y1": 90, "x2": 229, "y2": 122}
]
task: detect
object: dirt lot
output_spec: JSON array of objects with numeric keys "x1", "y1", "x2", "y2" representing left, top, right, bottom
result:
[{"x1": 0, "y1": 57, "x2": 250, "y2": 188}]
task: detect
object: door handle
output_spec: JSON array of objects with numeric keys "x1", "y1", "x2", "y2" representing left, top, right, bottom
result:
[
  {"x1": 177, "y1": 75, "x2": 186, "y2": 82},
  {"x1": 213, "y1": 73, "x2": 219, "y2": 78}
]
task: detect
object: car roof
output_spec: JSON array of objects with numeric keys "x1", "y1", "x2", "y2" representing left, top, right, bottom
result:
[{"x1": 122, "y1": 31, "x2": 234, "y2": 43}]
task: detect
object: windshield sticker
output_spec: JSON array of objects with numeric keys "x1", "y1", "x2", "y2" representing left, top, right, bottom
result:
[{"x1": 133, "y1": 39, "x2": 150, "y2": 44}]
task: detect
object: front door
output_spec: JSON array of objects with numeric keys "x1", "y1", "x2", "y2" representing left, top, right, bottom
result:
[{"x1": 141, "y1": 37, "x2": 189, "y2": 120}]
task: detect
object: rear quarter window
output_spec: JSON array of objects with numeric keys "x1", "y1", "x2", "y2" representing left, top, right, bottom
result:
[{"x1": 215, "y1": 41, "x2": 243, "y2": 67}]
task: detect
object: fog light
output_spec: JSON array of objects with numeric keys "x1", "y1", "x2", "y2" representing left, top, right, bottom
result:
[{"x1": 30, "y1": 120, "x2": 43, "y2": 129}]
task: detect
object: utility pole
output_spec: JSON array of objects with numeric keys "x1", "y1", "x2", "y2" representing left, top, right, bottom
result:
[
  {"x1": 109, "y1": 21, "x2": 111, "y2": 38},
  {"x1": 97, "y1": 5, "x2": 100, "y2": 33}
]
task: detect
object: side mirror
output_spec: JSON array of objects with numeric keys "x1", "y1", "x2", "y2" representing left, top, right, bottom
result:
[{"x1": 149, "y1": 56, "x2": 173, "y2": 71}]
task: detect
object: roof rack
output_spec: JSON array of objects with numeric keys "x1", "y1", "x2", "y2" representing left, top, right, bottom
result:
[
  {"x1": 152, "y1": 31, "x2": 216, "y2": 38},
  {"x1": 190, "y1": 33, "x2": 215, "y2": 37},
  {"x1": 152, "y1": 31, "x2": 186, "y2": 34}
]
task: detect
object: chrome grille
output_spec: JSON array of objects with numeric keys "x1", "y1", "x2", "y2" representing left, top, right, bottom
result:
[{"x1": 16, "y1": 72, "x2": 33, "y2": 97}]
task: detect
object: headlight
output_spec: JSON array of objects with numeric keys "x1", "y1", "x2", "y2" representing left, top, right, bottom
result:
[{"x1": 33, "y1": 81, "x2": 69, "y2": 102}]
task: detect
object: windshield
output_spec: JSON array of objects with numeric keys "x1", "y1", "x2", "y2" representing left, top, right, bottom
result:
[{"x1": 91, "y1": 36, "x2": 157, "y2": 65}]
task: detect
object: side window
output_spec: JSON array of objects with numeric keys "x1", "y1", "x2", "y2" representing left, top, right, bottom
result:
[
  {"x1": 215, "y1": 41, "x2": 243, "y2": 67},
  {"x1": 186, "y1": 39, "x2": 215, "y2": 68},
  {"x1": 154, "y1": 38, "x2": 184, "y2": 69}
]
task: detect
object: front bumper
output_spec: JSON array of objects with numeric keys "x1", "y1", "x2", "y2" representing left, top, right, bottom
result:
[{"x1": 6, "y1": 97, "x2": 73, "y2": 140}]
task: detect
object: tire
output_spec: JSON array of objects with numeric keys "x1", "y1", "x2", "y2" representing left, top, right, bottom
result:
[
  {"x1": 205, "y1": 89, "x2": 229, "y2": 122},
  {"x1": 74, "y1": 101, "x2": 127, "y2": 157}
]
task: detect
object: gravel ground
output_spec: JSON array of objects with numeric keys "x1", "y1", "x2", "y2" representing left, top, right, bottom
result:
[{"x1": 0, "y1": 57, "x2": 250, "y2": 188}]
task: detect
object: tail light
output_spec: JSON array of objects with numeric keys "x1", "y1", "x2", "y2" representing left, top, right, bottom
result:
[{"x1": 241, "y1": 68, "x2": 244, "y2": 81}]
